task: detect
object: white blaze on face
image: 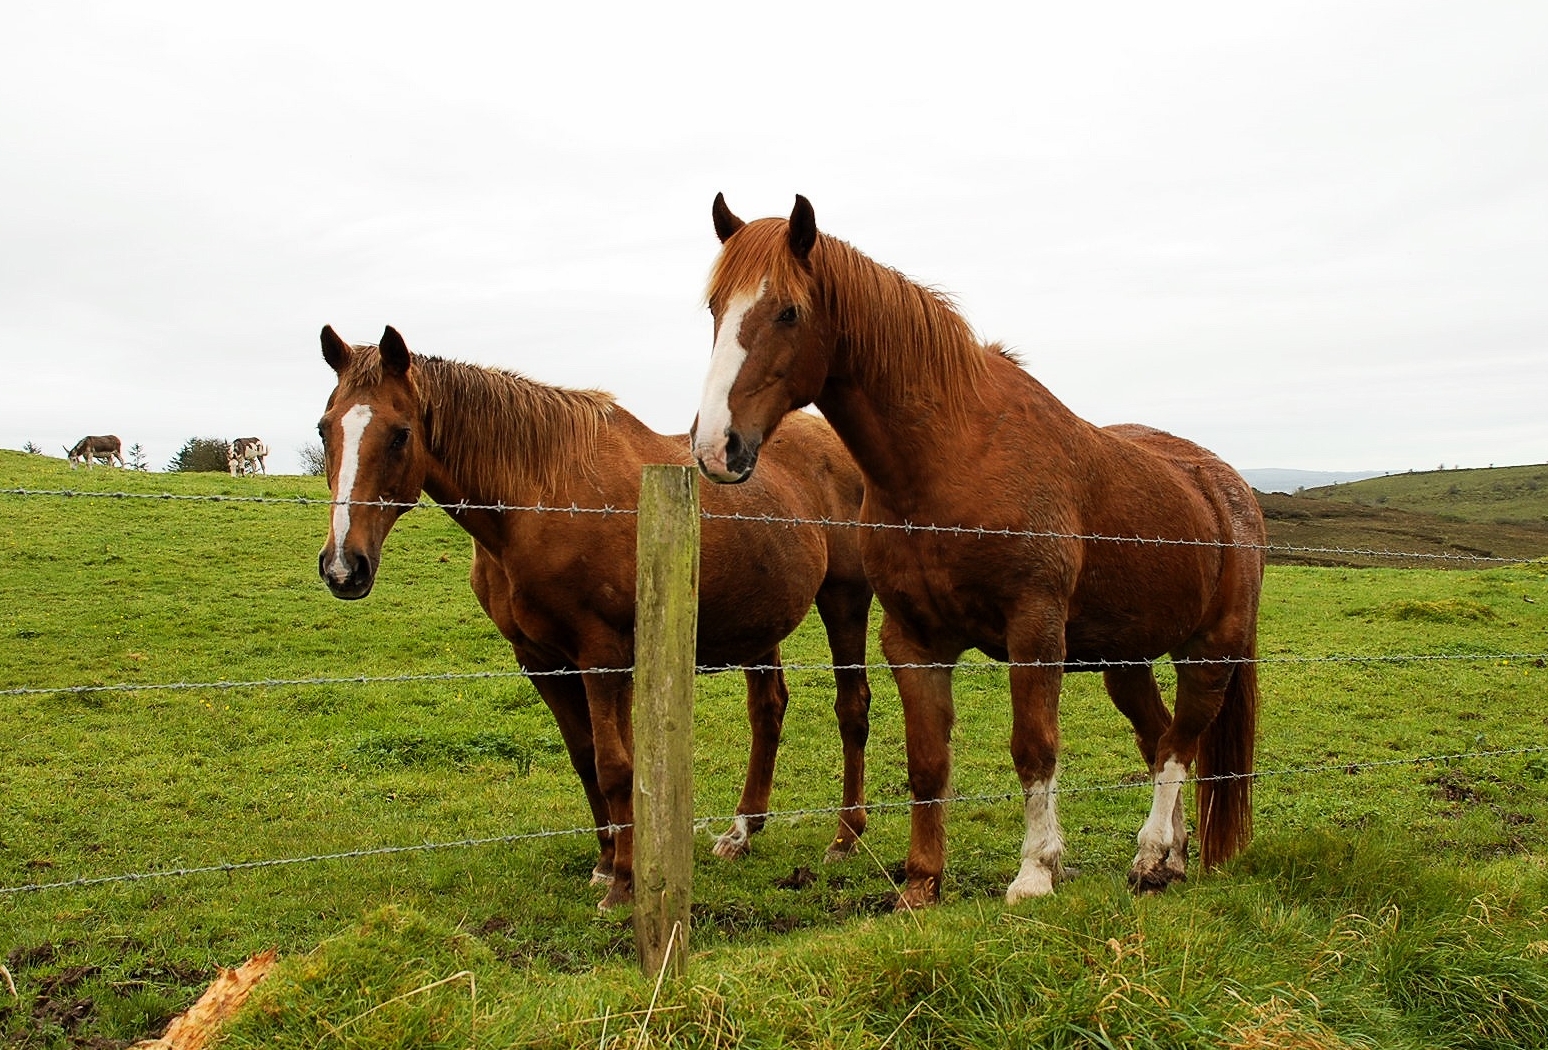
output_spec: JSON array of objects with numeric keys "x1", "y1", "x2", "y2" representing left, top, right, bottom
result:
[
  {"x1": 693, "y1": 280, "x2": 766, "y2": 474},
  {"x1": 327, "y1": 403, "x2": 373, "y2": 577}
]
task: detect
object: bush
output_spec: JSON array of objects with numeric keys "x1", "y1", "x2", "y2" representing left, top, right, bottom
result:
[
  {"x1": 298, "y1": 441, "x2": 326, "y2": 477},
  {"x1": 166, "y1": 437, "x2": 230, "y2": 473}
]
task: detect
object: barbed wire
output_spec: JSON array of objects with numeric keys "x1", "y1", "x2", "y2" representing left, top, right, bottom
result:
[
  {"x1": 4, "y1": 484, "x2": 1544, "y2": 900},
  {"x1": 0, "y1": 825, "x2": 600, "y2": 897},
  {"x1": 4, "y1": 487, "x2": 1541, "y2": 565},
  {"x1": 4, "y1": 742, "x2": 1544, "y2": 899},
  {"x1": 6, "y1": 652, "x2": 1545, "y2": 698}
]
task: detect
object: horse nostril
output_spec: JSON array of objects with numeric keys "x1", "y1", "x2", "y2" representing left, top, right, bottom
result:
[{"x1": 724, "y1": 430, "x2": 744, "y2": 463}]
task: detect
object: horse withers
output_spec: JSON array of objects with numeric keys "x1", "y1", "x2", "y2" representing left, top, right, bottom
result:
[
  {"x1": 316, "y1": 325, "x2": 874, "y2": 909},
  {"x1": 66, "y1": 435, "x2": 124, "y2": 469},
  {"x1": 691, "y1": 195, "x2": 1265, "y2": 909}
]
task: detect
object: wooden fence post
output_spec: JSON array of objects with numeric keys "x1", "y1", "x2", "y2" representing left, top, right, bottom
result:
[{"x1": 633, "y1": 464, "x2": 700, "y2": 979}]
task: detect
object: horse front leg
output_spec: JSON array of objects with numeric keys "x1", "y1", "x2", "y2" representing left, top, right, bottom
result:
[
  {"x1": 884, "y1": 616, "x2": 958, "y2": 910},
  {"x1": 713, "y1": 653, "x2": 789, "y2": 859},
  {"x1": 1005, "y1": 634, "x2": 1066, "y2": 903}
]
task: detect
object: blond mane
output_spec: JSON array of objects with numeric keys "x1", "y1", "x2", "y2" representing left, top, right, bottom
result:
[
  {"x1": 342, "y1": 344, "x2": 615, "y2": 499},
  {"x1": 707, "y1": 218, "x2": 991, "y2": 412}
]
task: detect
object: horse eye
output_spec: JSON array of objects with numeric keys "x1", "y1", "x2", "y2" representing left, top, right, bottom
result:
[
  {"x1": 776, "y1": 306, "x2": 798, "y2": 325},
  {"x1": 389, "y1": 428, "x2": 411, "y2": 452}
]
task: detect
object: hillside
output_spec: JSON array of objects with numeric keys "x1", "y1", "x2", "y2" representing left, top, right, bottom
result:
[
  {"x1": 1256, "y1": 489, "x2": 1548, "y2": 567},
  {"x1": 1295, "y1": 463, "x2": 1548, "y2": 524},
  {"x1": 1255, "y1": 462, "x2": 1548, "y2": 568}
]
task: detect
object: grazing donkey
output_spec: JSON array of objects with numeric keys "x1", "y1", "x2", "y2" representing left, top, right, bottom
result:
[{"x1": 66, "y1": 435, "x2": 124, "y2": 469}]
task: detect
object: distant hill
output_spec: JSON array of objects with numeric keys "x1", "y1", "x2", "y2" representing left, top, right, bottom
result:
[
  {"x1": 1255, "y1": 462, "x2": 1548, "y2": 568},
  {"x1": 1240, "y1": 468, "x2": 1389, "y2": 493},
  {"x1": 1255, "y1": 490, "x2": 1547, "y2": 568},
  {"x1": 1296, "y1": 463, "x2": 1548, "y2": 526}
]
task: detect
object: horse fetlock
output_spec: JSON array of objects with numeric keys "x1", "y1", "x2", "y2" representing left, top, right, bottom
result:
[{"x1": 822, "y1": 813, "x2": 866, "y2": 863}]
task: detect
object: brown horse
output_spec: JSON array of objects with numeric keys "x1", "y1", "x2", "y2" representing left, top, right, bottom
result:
[
  {"x1": 316, "y1": 325, "x2": 873, "y2": 908},
  {"x1": 691, "y1": 196, "x2": 1265, "y2": 909}
]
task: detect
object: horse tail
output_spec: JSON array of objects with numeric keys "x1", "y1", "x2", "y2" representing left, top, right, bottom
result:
[{"x1": 1194, "y1": 643, "x2": 1258, "y2": 868}]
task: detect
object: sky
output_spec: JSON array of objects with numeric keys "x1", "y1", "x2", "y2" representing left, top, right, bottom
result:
[{"x1": 3, "y1": 1, "x2": 1545, "y2": 478}]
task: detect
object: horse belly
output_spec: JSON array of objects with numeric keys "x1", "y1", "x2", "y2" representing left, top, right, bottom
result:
[
  {"x1": 862, "y1": 529, "x2": 1050, "y2": 656},
  {"x1": 1065, "y1": 550, "x2": 1215, "y2": 662},
  {"x1": 695, "y1": 536, "x2": 825, "y2": 666}
]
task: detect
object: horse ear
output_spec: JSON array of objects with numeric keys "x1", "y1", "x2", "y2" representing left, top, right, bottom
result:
[
  {"x1": 788, "y1": 194, "x2": 817, "y2": 260},
  {"x1": 712, "y1": 192, "x2": 745, "y2": 243},
  {"x1": 320, "y1": 325, "x2": 352, "y2": 374},
  {"x1": 379, "y1": 326, "x2": 412, "y2": 376}
]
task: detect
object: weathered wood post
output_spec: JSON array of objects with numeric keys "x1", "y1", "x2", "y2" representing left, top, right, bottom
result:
[{"x1": 632, "y1": 464, "x2": 700, "y2": 979}]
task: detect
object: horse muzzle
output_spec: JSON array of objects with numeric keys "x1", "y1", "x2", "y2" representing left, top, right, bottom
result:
[
  {"x1": 692, "y1": 428, "x2": 760, "y2": 484},
  {"x1": 319, "y1": 548, "x2": 376, "y2": 600}
]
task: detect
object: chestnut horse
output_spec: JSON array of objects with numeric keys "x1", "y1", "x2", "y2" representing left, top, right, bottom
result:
[
  {"x1": 317, "y1": 326, "x2": 873, "y2": 908},
  {"x1": 691, "y1": 196, "x2": 1265, "y2": 909}
]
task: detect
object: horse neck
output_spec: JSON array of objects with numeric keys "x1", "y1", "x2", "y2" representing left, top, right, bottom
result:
[
  {"x1": 813, "y1": 375, "x2": 978, "y2": 505},
  {"x1": 412, "y1": 358, "x2": 613, "y2": 531},
  {"x1": 809, "y1": 251, "x2": 996, "y2": 503}
]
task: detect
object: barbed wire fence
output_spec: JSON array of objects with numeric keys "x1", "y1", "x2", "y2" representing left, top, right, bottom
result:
[{"x1": 2, "y1": 486, "x2": 1545, "y2": 900}]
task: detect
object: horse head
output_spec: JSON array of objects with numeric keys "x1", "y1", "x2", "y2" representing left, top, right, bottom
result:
[
  {"x1": 316, "y1": 324, "x2": 429, "y2": 599},
  {"x1": 692, "y1": 193, "x2": 833, "y2": 483}
]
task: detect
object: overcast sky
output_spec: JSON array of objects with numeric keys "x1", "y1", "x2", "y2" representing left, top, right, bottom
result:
[{"x1": 3, "y1": 1, "x2": 1544, "y2": 477}]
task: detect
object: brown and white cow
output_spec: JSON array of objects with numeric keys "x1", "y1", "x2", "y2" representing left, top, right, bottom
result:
[
  {"x1": 227, "y1": 437, "x2": 269, "y2": 476},
  {"x1": 65, "y1": 435, "x2": 124, "y2": 469}
]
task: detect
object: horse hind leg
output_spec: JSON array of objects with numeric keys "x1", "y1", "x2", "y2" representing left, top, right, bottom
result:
[
  {"x1": 525, "y1": 665, "x2": 616, "y2": 885},
  {"x1": 713, "y1": 653, "x2": 789, "y2": 860},
  {"x1": 1104, "y1": 665, "x2": 1188, "y2": 893},
  {"x1": 1127, "y1": 660, "x2": 1244, "y2": 893},
  {"x1": 815, "y1": 578, "x2": 873, "y2": 861}
]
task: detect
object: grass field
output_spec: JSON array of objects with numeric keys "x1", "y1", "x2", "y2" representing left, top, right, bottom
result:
[{"x1": 3, "y1": 449, "x2": 1548, "y2": 1048}]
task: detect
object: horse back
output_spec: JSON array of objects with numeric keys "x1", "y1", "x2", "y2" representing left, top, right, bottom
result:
[{"x1": 497, "y1": 406, "x2": 863, "y2": 667}]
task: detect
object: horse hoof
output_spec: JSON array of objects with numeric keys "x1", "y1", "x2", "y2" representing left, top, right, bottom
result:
[
  {"x1": 590, "y1": 867, "x2": 613, "y2": 887},
  {"x1": 1127, "y1": 867, "x2": 1184, "y2": 896},
  {"x1": 1005, "y1": 872, "x2": 1056, "y2": 904},
  {"x1": 597, "y1": 883, "x2": 634, "y2": 911},
  {"x1": 894, "y1": 879, "x2": 939, "y2": 911},
  {"x1": 712, "y1": 833, "x2": 750, "y2": 860},
  {"x1": 823, "y1": 838, "x2": 859, "y2": 863}
]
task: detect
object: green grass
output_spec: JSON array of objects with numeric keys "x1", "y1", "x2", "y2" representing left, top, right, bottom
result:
[
  {"x1": 1300, "y1": 463, "x2": 1548, "y2": 526},
  {"x1": 3, "y1": 449, "x2": 1548, "y2": 1048}
]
